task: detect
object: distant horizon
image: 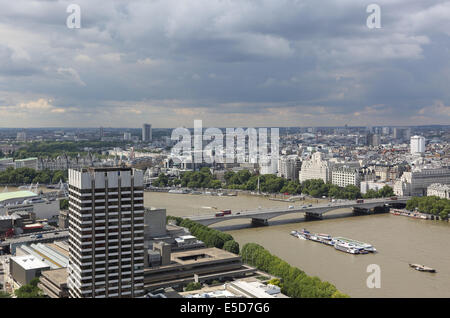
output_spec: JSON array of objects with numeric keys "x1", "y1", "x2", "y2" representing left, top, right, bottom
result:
[{"x1": 0, "y1": 124, "x2": 449, "y2": 130}]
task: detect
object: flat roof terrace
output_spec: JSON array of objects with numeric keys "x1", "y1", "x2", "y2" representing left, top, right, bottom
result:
[{"x1": 143, "y1": 247, "x2": 255, "y2": 291}]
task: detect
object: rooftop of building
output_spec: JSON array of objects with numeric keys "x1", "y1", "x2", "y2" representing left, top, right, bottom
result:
[
  {"x1": 15, "y1": 157, "x2": 38, "y2": 161},
  {"x1": 41, "y1": 268, "x2": 68, "y2": 286},
  {"x1": 74, "y1": 166, "x2": 133, "y2": 173},
  {"x1": 170, "y1": 247, "x2": 240, "y2": 266},
  {"x1": 0, "y1": 191, "x2": 38, "y2": 203},
  {"x1": 11, "y1": 254, "x2": 50, "y2": 270},
  {"x1": 179, "y1": 276, "x2": 288, "y2": 298}
]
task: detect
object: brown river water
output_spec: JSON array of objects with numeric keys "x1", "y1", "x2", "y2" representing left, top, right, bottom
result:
[{"x1": 144, "y1": 191, "x2": 450, "y2": 298}]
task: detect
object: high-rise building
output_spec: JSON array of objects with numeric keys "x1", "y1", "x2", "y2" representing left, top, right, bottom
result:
[
  {"x1": 67, "y1": 167, "x2": 145, "y2": 298},
  {"x1": 142, "y1": 124, "x2": 152, "y2": 142},
  {"x1": 410, "y1": 135, "x2": 425, "y2": 155},
  {"x1": 277, "y1": 155, "x2": 301, "y2": 181},
  {"x1": 123, "y1": 132, "x2": 132, "y2": 141},
  {"x1": 16, "y1": 131, "x2": 27, "y2": 142}
]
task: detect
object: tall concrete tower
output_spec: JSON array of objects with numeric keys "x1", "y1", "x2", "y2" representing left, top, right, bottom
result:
[
  {"x1": 142, "y1": 124, "x2": 152, "y2": 142},
  {"x1": 67, "y1": 167, "x2": 145, "y2": 298}
]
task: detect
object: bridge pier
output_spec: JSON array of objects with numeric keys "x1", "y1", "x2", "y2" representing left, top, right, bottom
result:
[
  {"x1": 353, "y1": 207, "x2": 373, "y2": 215},
  {"x1": 251, "y1": 218, "x2": 269, "y2": 226},
  {"x1": 305, "y1": 212, "x2": 323, "y2": 220}
]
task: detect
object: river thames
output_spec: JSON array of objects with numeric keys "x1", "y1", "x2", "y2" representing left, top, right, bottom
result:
[{"x1": 143, "y1": 191, "x2": 450, "y2": 297}]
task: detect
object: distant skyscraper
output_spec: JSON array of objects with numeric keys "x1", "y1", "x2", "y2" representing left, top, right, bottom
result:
[
  {"x1": 99, "y1": 127, "x2": 104, "y2": 139},
  {"x1": 410, "y1": 135, "x2": 425, "y2": 155},
  {"x1": 142, "y1": 124, "x2": 152, "y2": 142},
  {"x1": 403, "y1": 128, "x2": 411, "y2": 141},
  {"x1": 372, "y1": 134, "x2": 381, "y2": 147},
  {"x1": 123, "y1": 132, "x2": 132, "y2": 141},
  {"x1": 67, "y1": 167, "x2": 145, "y2": 298},
  {"x1": 16, "y1": 131, "x2": 26, "y2": 142}
]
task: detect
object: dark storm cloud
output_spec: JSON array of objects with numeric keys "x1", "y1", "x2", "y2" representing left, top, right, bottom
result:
[{"x1": 0, "y1": 0, "x2": 449, "y2": 127}]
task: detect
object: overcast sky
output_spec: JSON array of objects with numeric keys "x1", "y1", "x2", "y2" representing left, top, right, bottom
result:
[{"x1": 0, "y1": 0, "x2": 449, "y2": 128}]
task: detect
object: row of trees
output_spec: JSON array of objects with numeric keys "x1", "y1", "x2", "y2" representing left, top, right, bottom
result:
[
  {"x1": 362, "y1": 185, "x2": 395, "y2": 199},
  {"x1": 167, "y1": 216, "x2": 239, "y2": 254},
  {"x1": 406, "y1": 196, "x2": 450, "y2": 220},
  {"x1": 225, "y1": 170, "x2": 295, "y2": 193},
  {"x1": 154, "y1": 168, "x2": 222, "y2": 189},
  {"x1": 11, "y1": 141, "x2": 125, "y2": 159},
  {"x1": 240, "y1": 243, "x2": 349, "y2": 298},
  {"x1": 156, "y1": 169, "x2": 395, "y2": 200},
  {"x1": 0, "y1": 167, "x2": 67, "y2": 185}
]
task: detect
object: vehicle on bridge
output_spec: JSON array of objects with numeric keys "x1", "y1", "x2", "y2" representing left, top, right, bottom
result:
[
  {"x1": 356, "y1": 199, "x2": 364, "y2": 204},
  {"x1": 215, "y1": 212, "x2": 224, "y2": 217},
  {"x1": 221, "y1": 210, "x2": 232, "y2": 215}
]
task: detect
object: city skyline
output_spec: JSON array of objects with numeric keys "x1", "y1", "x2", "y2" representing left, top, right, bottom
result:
[{"x1": 0, "y1": 0, "x2": 449, "y2": 128}]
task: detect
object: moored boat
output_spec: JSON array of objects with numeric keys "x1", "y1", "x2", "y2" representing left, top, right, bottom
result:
[
  {"x1": 409, "y1": 264, "x2": 436, "y2": 273},
  {"x1": 334, "y1": 237, "x2": 376, "y2": 253},
  {"x1": 334, "y1": 241, "x2": 362, "y2": 254}
]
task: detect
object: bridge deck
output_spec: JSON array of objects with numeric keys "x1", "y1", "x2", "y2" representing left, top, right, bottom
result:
[{"x1": 186, "y1": 197, "x2": 409, "y2": 225}]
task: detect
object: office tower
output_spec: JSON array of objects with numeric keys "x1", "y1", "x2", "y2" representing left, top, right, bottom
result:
[
  {"x1": 393, "y1": 127, "x2": 399, "y2": 139},
  {"x1": 99, "y1": 127, "x2": 104, "y2": 139},
  {"x1": 123, "y1": 132, "x2": 132, "y2": 141},
  {"x1": 372, "y1": 134, "x2": 381, "y2": 147},
  {"x1": 67, "y1": 167, "x2": 145, "y2": 298},
  {"x1": 365, "y1": 132, "x2": 373, "y2": 146},
  {"x1": 16, "y1": 131, "x2": 27, "y2": 142},
  {"x1": 403, "y1": 128, "x2": 411, "y2": 141},
  {"x1": 278, "y1": 155, "x2": 301, "y2": 181},
  {"x1": 410, "y1": 135, "x2": 425, "y2": 155},
  {"x1": 142, "y1": 124, "x2": 152, "y2": 142}
]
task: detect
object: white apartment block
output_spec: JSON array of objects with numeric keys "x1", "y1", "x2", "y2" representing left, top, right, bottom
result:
[
  {"x1": 394, "y1": 166, "x2": 450, "y2": 197},
  {"x1": 277, "y1": 156, "x2": 301, "y2": 181},
  {"x1": 67, "y1": 167, "x2": 145, "y2": 298},
  {"x1": 259, "y1": 156, "x2": 278, "y2": 175},
  {"x1": 360, "y1": 181, "x2": 389, "y2": 194},
  {"x1": 331, "y1": 166, "x2": 361, "y2": 188},
  {"x1": 427, "y1": 183, "x2": 450, "y2": 199},
  {"x1": 299, "y1": 152, "x2": 332, "y2": 183},
  {"x1": 410, "y1": 135, "x2": 425, "y2": 155}
]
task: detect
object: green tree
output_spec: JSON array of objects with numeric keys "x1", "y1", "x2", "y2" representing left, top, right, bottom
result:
[
  {"x1": 185, "y1": 282, "x2": 202, "y2": 291},
  {"x1": 59, "y1": 199, "x2": 69, "y2": 210},
  {"x1": 0, "y1": 291, "x2": 11, "y2": 298},
  {"x1": 378, "y1": 185, "x2": 394, "y2": 198},
  {"x1": 14, "y1": 278, "x2": 45, "y2": 298},
  {"x1": 223, "y1": 240, "x2": 240, "y2": 254},
  {"x1": 51, "y1": 170, "x2": 66, "y2": 183},
  {"x1": 267, "y1": 278, "x2": 282, "y2": 288},
  {"x1": 440, "y1": 208, "x2": 449, "y2": 220},
  {"x1": 331, "y1": 290, "x2": 350, "y2": 298},
  {"x1": 240, "y1": 243, "x2": 349, "y2": 298}
]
